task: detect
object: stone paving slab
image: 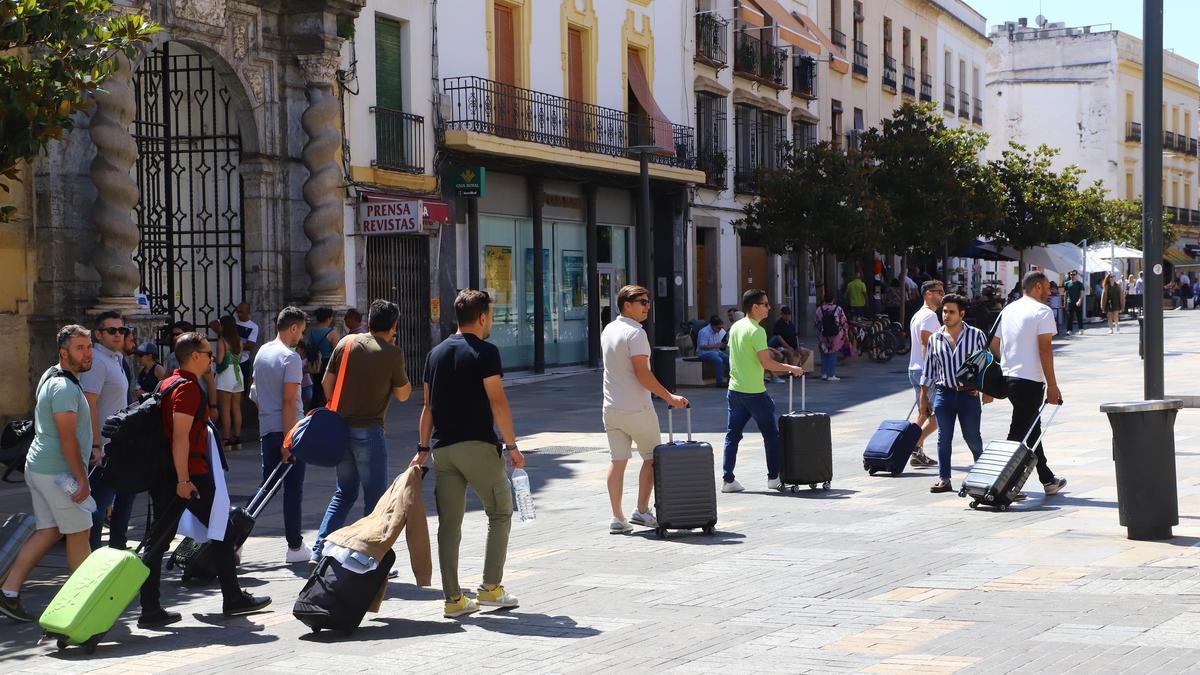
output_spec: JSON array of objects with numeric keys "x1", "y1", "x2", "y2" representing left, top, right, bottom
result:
[{"x1": 4, "y1": 312, "x2": 1200, "y2": 672}]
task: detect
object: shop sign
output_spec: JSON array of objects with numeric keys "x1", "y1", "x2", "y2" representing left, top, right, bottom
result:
[
  {"x1": 360, "y1": 199, "x2": 423, "y2": 235},
  {"x1": 453, "y1": 166, "x2": 486, "y2": 198}
]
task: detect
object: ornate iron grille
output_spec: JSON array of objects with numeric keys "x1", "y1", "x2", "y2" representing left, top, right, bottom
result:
[
  {"x1": 132, "y1": 42, "x2": 244, "y2": 330},
  {"x1": 366, "y1": 234, "x2": 431, "y2": 385}
]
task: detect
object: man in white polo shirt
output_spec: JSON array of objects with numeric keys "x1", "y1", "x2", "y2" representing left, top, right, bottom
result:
[
  {"x1": 81, "y1": 311, "x2": 136, "y2": 550},
  {"x1": 907, "y1": 280, "x2": 942, "y2": 468},
  {"x1": 601, "y1": 285, "x2": 687, "y2": 534}
]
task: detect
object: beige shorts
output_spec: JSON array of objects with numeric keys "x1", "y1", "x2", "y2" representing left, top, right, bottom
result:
[
  {"x1": 602, "y1": 407, "x2": 661, "y2": 461},
  {"x1": 26, "y1": 470, "x2": 96, "y2": 535}
]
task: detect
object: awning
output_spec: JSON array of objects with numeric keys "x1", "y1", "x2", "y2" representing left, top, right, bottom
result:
[
  {"x1": 737, "y1": 0, "x2": 765, "y2": 27},
  {"x1": 627, "y1": 51, "x2": 675, "y2": 153},
  {"x1": 750, "y1": 0, "x2": 822, "y2": 53},
  {"x1": 694, "y1": 74, "x2": 731, "y2": 97},
  {"x1": 1088, "y1": 242, "x2": 1143, "y2": 260},
  {"x1": 1165, "y1": 247, "x2": 1194, "y2": 265},
  {"x1": 956, "y1": 239, "x2": 1014, "y2": 262},
  {"x1": 793, "y1": 12, "x2": 850, "y2": 74}
]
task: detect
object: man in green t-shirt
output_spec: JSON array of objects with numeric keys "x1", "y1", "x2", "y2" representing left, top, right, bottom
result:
[
  {"x1": 722, "y1": 289, "x2": 806, "y2": 494},
  {"x1": 846, "y1": 272, "x2": 868, "y2": 317},
  {"x1": 1063, "y1": 270, "x2": 1085, "y2": 334}
]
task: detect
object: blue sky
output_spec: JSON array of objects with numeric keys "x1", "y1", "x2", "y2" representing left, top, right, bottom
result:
[{"x1": 967, "y1": 0, "x2": 1200, "y2": 65}]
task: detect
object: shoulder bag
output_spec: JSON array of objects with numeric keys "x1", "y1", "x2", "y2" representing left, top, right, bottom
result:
[
  {"x1": 955, "y1": 314, "x2": 1008, "y2": 399},
  {"x1": 283, "y1": 336, "x2": 355, "y2": 467}
]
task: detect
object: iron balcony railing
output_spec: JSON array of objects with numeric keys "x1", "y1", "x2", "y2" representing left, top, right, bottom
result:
[
  {"x1": 734, "y1": 31, "x2": 788, "y2": 86},
  {"x1": 1126, "y1": 122, "x2": 1142, "y2": 142},
  {"x1": 944, "y1": 83, "x2": 955, "y2": 112},
  {"x1": 1189, "y1": 138, "x2": 1199, "y2": 156},
  {"x1": 372, "y1": 107, "x2": 426, "y2": 174},
  {"x1": 920, "y1": 73, "x2": 932, "y2": 102},
  {"x1": 882, "y1": 56, "x2": 897, "y2": 90},
  {"x1": 972, "y1": 97, "x2": 982, "y2": 124},
  {"x1": 441, "y1": 76, "x2": 695, "y2": 169},
  {"x1": 853, "y1": 40, "x2": 868, "y2": 76},
  {"x1": 902, "y1": 65, "x2": 916, "y2": 96},
  {"x1": 793, "y1": 123, "x2": 819, "y2": 149},
  {"x1": 1165, "y1": 131, "x2": 1178, "y2": 152},
  {"x1": 792, "y1": 54, "x2": 817, "y2": 98},
  {"x1": 958, "y1": 95, "x2": 970, "y2": 119},
  {"x1": 831, "y1": 28, "x2": 847, "y2": 50},
  {"x1": 696, "y1": 12, "x2": 729, "y2": 66}
]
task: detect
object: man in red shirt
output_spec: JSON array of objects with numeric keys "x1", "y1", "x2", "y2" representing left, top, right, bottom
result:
[{"x1": 137, "y1": 332, "x2": 270, "y2": 627}]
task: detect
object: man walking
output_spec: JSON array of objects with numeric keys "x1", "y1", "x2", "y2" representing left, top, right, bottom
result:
[
  {"x1": 600, "y1": 285, "x2": 688, "y2": 534},
  {"x1": 920, "y1": 294, "x2": 989, "y2": 493},
  {"x1": 235, "y1": 302, "x2": 260, "y2": 386},
  {"x1": 1063, "y1": 270, "x2": 1085, "y2": 335},
  {"x1": 0, "y1": 326, "x2": 95, "y2": 622},
  {"x1": 252, "y1": 307, "x2": 309, "y2": 563},
  {"x1": 721, "y1": 289, "x2": 805, "y2": 493},
  {"x1": 81, "y1": 311, "x2": 136, "y2": 550},
  {"x1": 411, "y1": 290, "x2": 521, "y2": 619},
  {"x1": 991, "y1": 271, "x2": 1068, "y2": 496},
  {"x1": 311, "y1": 299, "x2": 411, "y2": 562},
  {"x1": 695, "y1": 316, "x2": 729, "y2": 387},
  {"x1": 138, "y1": 332, "x2": 270, "y2": 627},
  {"x1": 907, "y1": 281, "x2": 942, "y2": 468},
  {"x1": 846, "y1": 272, "x2": 868, "y2": 318}
]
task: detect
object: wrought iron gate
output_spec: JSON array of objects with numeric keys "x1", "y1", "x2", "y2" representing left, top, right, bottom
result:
[
  {"x1": 132, "y1": 42, "x2": 244, "y2": 329},
  {"x1": 366, "y1": 235, "x2": 432, "y2": 384}
]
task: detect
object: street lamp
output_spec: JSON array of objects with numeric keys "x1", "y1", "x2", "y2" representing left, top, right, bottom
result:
[{"x1": 629, "y1": 143, "x2": 658, "y2": 343}]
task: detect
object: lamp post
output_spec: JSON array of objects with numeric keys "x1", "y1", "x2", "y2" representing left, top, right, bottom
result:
[
  {"x1": 630, "y1": 143, "x2": 658, "y2": 343},
  {"x1": 1143, "y1": 0, "x2": 1164, "y2": 397}
]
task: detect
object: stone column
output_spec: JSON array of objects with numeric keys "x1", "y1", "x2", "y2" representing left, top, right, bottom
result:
[
  {"x1": 297, "y1": 50, "x2": 346, "y2": 306},
  {"x1": 89, "y1": 54, "x2": 142, "y2": 312}
]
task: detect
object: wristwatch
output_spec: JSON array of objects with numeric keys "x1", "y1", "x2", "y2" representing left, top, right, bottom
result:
[
  {"x1": 503, "y1": 443, "x2": 519, "y2": 452},
  {"x1": 417, "y1": 445, "x2": 430, "y2": 453}
]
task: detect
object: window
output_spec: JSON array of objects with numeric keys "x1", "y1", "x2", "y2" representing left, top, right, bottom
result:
[
  {"x1": 943, "y1": 51, "x2": 954, "y2": 112},
  {"x1": 901, "y1": 28, "x2": 914, "y2": 95},
  {"x1": 793, "y1": 120, "x2": 818, "y2": 148},
  {"x1": 734, "y1": 104, "x2": 785, "y2": 193},
  {"x1": 376, "y1": 18, "x2": 405, "y2": 111},
  {"x1": 1126, "y1": 172, "x2": 1135, "y2": 200},
  {"x1": 831, "y1": 99, "x2": 843, "y2": 149},
  {"x1": 919, "y1": 37, "x2": 931, "y2": 101},
  {"x1": 494, "y1": 3, "x2": 518, "y2": 86},
  {"x1": 830, "y1": 0, "x2": 845, "y2": 49},
  {"x1": 882, "y1": 17, "x2": 895, "y2": 89},
  {"x1": 373, "y1": 18, "x2": 424, "y2": 173},
  {"x1": 696, "y1": 93, "x2": 728, "y2": 188},
  {"x1": 792, "y1": 52, "x2": 817, "y2": 98}
]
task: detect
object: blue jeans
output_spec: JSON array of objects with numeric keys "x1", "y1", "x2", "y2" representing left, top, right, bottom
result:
[
  {"x1": 723, "y1": 390, "x2": 780, "y2": 483},
  {"x1": 820, "y1": 350, "x2": 837, "y2": 378},
  {"x1": 259, "y1": 432, "x2": 308, "y2": 550},
  {"x1": 89, "y1": 471, "x2": 135, "y2": 550},
  {"x1": 931, "y1": 387, "x2": 984, "y2": 481},
  {"x1": 697, "y1": 350, "x2": 729, "y2": 385},
  {"x1": 312, "y1": 425, "x2": 388, "y2": 557}
]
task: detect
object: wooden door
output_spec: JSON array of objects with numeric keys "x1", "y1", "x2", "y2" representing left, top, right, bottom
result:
[
  {"x1": 740, "y1": 246, "x2": 769, "y2": 297},
  {"x1": 493, "y1": 4, "x2": 519, "y2": 136},
  {"x1": 567, "y1": 28, "x2": 585, "y2": 148}
]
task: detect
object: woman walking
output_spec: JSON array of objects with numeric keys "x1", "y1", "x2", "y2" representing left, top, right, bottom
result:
[
  {"x1": 215, "y1": 315, "x2": 245, "y2": 446},
  {"x1": 1100, "y1": 273, "x2": 1123, "y2": 333},
  {"x1": 813, "y1": 293, "x2": 848, "y2": 382},
  {"x1": 303, "y1": 307, "x2": 338, "y2": 409}
]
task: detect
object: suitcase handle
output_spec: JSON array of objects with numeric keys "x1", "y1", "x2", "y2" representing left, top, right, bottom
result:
[
  {"x1": 906, "y1": 400, "x2": 918, "y2": 423},
  {"x1": 788, "y1": 374, "x2": 806, "y2": 412},
  {"x1": 1021, "y1": 399, "x2": 1062, "y2": 450},
  {"x1": 667, "y1": 404, "x2": 692, "y2": 443},
  {"x1": 247, "y1": 461, "x2": 295, "y2": 519}
]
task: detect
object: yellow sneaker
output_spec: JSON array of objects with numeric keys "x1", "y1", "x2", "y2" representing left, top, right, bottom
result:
[
  {"x1": 476, "y1": 585, "x2": 519, "y2": 608},
  {"x1": 443, "y1": 594, "x2": 479, "y2": 619}
]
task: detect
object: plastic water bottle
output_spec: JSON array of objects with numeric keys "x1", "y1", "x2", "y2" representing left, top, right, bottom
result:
[
  {"x1": 512, "y1": 469, "x2": 536, "y2": 522},
  {"x1": 54, "y1": 474, "x2": 91, "y2": 512}
]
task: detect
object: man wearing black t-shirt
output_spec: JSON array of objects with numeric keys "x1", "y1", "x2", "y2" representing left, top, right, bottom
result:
[{"x1": 411, "y1": 290, "x2": 524, "y2": 619}]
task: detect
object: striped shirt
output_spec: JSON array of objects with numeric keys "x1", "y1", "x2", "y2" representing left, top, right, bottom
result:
[{"x1": 920, "y1": 323, "x2": 988, "y2": 388}]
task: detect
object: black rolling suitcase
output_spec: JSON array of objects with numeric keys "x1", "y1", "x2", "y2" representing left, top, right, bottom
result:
[
  {"x1": 779, "y1": 375, "x2": 833, "y2": 492},
  {"x1": 961, "y1": 402, "x2": 1061, "y2": 511},
  {"x1": 294, "y1": 548, "x2": 397, "y2": 635},
  {"x1": 168, "y1": 461, "x2": 294, "y2": 583},
  {"x1": 653, "y1": 406, "x2": 718, "y2": 538}
]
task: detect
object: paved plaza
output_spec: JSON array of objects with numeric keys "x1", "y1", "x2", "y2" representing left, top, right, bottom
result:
[{"x1": 5, "y1": 312, "x2": 1200, "y2": 673}]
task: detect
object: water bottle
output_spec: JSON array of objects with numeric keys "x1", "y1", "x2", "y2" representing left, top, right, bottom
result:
[
  {"x1": 54, "y1": 474, "x2": 91, "y2": 512},
  {"x1": 511, "y1": 469, "x2": 536, "y2": 522}
]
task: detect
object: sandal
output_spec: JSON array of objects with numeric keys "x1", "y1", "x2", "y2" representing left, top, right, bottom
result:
[{"x1": 930, "y1": 480, "x2": 953, "y2": 493}]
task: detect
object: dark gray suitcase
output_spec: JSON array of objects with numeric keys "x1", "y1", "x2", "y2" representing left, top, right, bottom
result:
[
  {"x1": 0, "y1": 512, "x2": 36, "y2": 582},
  {"x1": 780, "y1": 375, "x2": 833, "y2": 491},
  {"x1": 653, "y1": 407, "x2": 717, "y2": 538},
  {"x1": 961, "y1": 402, "x2": 1060, "y2": 511}
]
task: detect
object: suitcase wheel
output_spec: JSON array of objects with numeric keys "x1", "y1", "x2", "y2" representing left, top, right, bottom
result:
[
  {"x1": 983, "y1": 492, "x2": 995, "y2": 503},
  {"x1": 969, "y1": 500, "x2": 979, "y2": 509},
  {"x1": 310, "y1": 626, "x2": 323, "y2": 634},
  {"x1": 789, "y1": 485, "x2": 798, "y2": 493},
  {"x1": 868, "y1": 468, "x2": 878, "y2": 476},
  {"x1": 822, "y1": 481, "x2": 831, "y2": 490},
  {"x1": 83, "y1": 632, "x2": 105, "y2": 654},
  {"x1": 55, "y1": 637, "x2": 68, "y2": 651},
  {"x1": 998, "y1": 503, "x2": 1010, "y2": 512},
  {"x1": 655, "y1": 527, "x2": 666, "y2": 539},
  {"x1": 862, "y1": 461, "x2": 870, "y2": 472},
  {"x1": 703, "y1": 525, "x2": 715, "y2": 536},
  {"x1": 958, "y1": 488, "x2": 967, "y2": 498},
  {"x1": 890, "y1": 469, "x2": 902, "y2": 477},
  {"x1": 808, "y1": 483, "x2": 817, "y2": 490}
]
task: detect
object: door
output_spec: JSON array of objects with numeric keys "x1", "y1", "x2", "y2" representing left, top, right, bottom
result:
[
  {"x1": 493, "y1": 3, "x2": 519, "y2": 137},
  {"x1": 598, "y1": 264, "x2": 616, "y2": 326},
  {"x1": 366, "y1": 234, "x2": 432, "y2": 385},
  {"x1": 740, "y1": 246, "x2": 769, "y2": 297},
  {"x1": 567, "y1": 27, "x2": 586, "y2": 148}
]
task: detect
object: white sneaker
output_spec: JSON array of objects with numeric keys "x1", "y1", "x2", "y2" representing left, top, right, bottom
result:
[
  {"x1": 820, "y1": 375, "x2": 830, "y2": 381},
  {"x1": 630, "y1": 509, "x2": 659, "y2": 528},
  {"x1": 767, "y1": 477, "x2": 783, "y2": 490},
  {"x1": 827, "y1": 376, "x2": 842, "y2": 382},
  {"x1": 610, "y1": 517, "x2": 634, "y2": 534},
  {"x1": 721, "y1": 479, "x2": 745, "y2": 493},
  {"x1": 285, "y1": 543, "x2": 309, "y2": 564}
]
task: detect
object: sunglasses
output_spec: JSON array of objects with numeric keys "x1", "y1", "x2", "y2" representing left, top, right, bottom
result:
[
  {"x1": 633, "y1": 299, "x2": 650, "y2": 306},
  {"x1": 99, "y1": 327, "x2": 131, "y2": 336},
  {"x1": 756, "y1": 301, "x2": 771, "y2": 308},
  {"x1": 198, "y1": 350, "x2": 214, "y2": 360}
]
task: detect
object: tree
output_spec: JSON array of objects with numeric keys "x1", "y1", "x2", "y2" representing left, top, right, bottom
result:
[
  {"x1": 0, "y1": 0, "x2": 158, "y2": 218},
  {"x1": 988, "y1": 143, "x2": 1085, "y2": 267}
]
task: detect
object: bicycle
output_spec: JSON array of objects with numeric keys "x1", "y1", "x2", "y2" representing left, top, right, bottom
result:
[{"x1": 848, "y1": 316, "x2": 897, "y2": 364}]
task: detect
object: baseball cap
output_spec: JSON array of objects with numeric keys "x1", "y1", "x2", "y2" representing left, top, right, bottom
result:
[{"x1": 134, "y1": 340, "x2": 157, "y2": 355}]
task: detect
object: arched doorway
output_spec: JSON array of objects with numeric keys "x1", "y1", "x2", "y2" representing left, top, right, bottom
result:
[{"x1": 132, "y1": 41, "x2": 244, "y2": 328}]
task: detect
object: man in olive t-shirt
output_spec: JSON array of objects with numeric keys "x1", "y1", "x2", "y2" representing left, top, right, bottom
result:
[
  {"x1": 311, "y1": 299, "x2": 412, "y2": 561},
  {"x1": 722, "y1": 290, "x2": 805, "y2": 494}
]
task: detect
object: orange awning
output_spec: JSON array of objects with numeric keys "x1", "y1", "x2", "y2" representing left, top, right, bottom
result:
[
  {"x1": 794, "y1": 11, "x2": 850, "y2": 73},
  {"x1": 753, "y1": 0, "x2": 822, "y2": 53},
  {"x1": 737, "y1": 0, "x2": 765, "y2": 27},
  {"x1": 627, "y1": 51, "x2": 675, "y2": 153}
]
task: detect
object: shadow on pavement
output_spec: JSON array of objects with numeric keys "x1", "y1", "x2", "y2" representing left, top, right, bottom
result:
[
  {"x1": 458, "y1": 610, "x2": 601, "y2": 638},
  {"x1": 42, "y1": 621, "x2": 277, "y2": 660},
  {"x1": 631, "y1": 530, "x2": 746, "y2": 545},
  {"x1": 298, "y1": 616, "x2": 465, "y2": 642}
]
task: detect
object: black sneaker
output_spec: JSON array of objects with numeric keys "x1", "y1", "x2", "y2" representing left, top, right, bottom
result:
[
  {"x1": 1043, "y1": 477, "x2": 1068, "y2": 496},
  {"x1": 137, "y1": 607, "x2": 182, "y2": 628},
  {"x1": 0, "y1": 594, "x2": 34, "y2": 622},
  {"x1": 223, "y1": 591, "x2": 271, "y2": 617}
]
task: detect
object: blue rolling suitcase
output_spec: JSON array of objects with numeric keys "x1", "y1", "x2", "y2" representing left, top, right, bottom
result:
[
  {"x1": 653, "y1": 406, "x2": 718, "y2": 538},
  {"x1": 863, "y1": 402, "x2": 921, "y2": 476}
]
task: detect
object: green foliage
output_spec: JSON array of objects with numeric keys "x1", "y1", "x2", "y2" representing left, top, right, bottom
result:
[
  {"x1": 0, "y1": 0, "x2": 159, "y2": 199},
  {"x1": 987, "y1": 143, "x2": 1084, "y2": 253},
  {"x1": 1071, "y1": 190, "x2": 1178, "y2": 249}
]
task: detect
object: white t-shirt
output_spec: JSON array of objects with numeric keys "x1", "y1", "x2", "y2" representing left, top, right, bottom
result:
[
  {"x1": 998, "y1": 295, "x2": 1057, "y2": 383},
  {"x1": 908, "y1": 305, "x2": 940, "y2": 371},
  {"x1": 696, "y1": 325, "x2": 726, "y2": 351},
  {"x1": 601, "y1": 315, "x2": 653, "y2": 411},
  {"x1": 235, "y1": 319, "x2": 260, "y2": 364}
]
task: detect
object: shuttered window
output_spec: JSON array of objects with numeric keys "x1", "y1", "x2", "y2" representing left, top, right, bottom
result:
[
  {"x1": 376, "y1": 18, "x2": 404, "y2": 110},
  {"x1": 494, "y1": 4, "x2": 516, "y2": 86}
]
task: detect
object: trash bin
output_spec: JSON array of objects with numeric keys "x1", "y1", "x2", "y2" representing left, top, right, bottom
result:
[
  {"x1": 652, "y1": 346, "x2": 679, "y2": 393},
  {"x1": 1099, "y1": 399, "x2": 1183, "y2": 541}
]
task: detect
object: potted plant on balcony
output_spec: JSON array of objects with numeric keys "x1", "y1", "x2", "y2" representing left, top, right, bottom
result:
[{"x1": 735, "y1": 33, "x2": 757, "y2": 73}]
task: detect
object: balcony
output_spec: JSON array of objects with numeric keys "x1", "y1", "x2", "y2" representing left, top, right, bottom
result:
[
  {"x1": 1165, "y1": 131, "x2": 1179, "y2": 153},
  {"x1": 1190, "y1": 138, "x2": 1199, "y2": 156},
  {"x1": 831, "y1": 28, "x2": 847, "y2": 51},
  {"x1": 440, "y1": 76, "x2": 696, "y2": 169},
  {"x1": 695, "y1": 11, "x2": 728, "y2": 67},
  {"x1": 794, "y1": 123, "x2": 819, "y2": 149},
  {"x1": 882, "y1": 56, "x2": 897, "y2": 91},
  {"x1": 972, "y1": 97, "x2": 982, "y2": 125},
  {"x1": 696, "y1": 148, "x2": 728, "y2": 190},
  {"x1": 372, "y1": 107, "x2": 426, "y2": 174},
  {"x1": 852, "y1": 40, "x2": 868, "y2": 77},
  {"x1": 1166, "y1": 207, "x2": 1200, "y2": 227},
  {"x1": 901, "y1": 65, "x2": 915, "y2": 96},
  {"x1": 920, "y1": 73, "x2": 932, "y2": 102},
  {"x1": 958, "y1": 96, "x2": 970, "y2": 120},
  {"x1": 734, "y1": 30, "x2": 788, "y2": 88},
  {"x1": 1126, "y1": 122, "x2": 1142, "y2": 143},
  {"x1": 944, "y1": 83, "x2": 955, "y2": 113},
  {"x1": 792, "y1": 54, "x2": 817, "y2": 99}
]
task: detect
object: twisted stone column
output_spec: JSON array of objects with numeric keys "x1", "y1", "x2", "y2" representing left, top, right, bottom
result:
[
  {"x1": 90, "y1": 54, "x2": 142, "y2": 309},
  {"x1": 298, "y1": 51, "x2": 346, "y2": 304}
]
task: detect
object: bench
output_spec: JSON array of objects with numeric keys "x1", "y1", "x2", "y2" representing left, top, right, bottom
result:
[{"x1": 677, "y1": 356, "x2": 716, "y2": 387}]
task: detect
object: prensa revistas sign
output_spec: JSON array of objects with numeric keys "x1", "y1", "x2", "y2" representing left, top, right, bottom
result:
[{"x1": 360, "y1": 199, "x2": 423, "y2": 235}]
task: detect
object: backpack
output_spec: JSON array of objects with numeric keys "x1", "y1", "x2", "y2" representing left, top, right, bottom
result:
[
  {"x1": 100, "y1": 377, "x2": 200, "y2": 494},
  {"x1": 820, "y1": 306, "x2": 840, "y2": 337}
]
